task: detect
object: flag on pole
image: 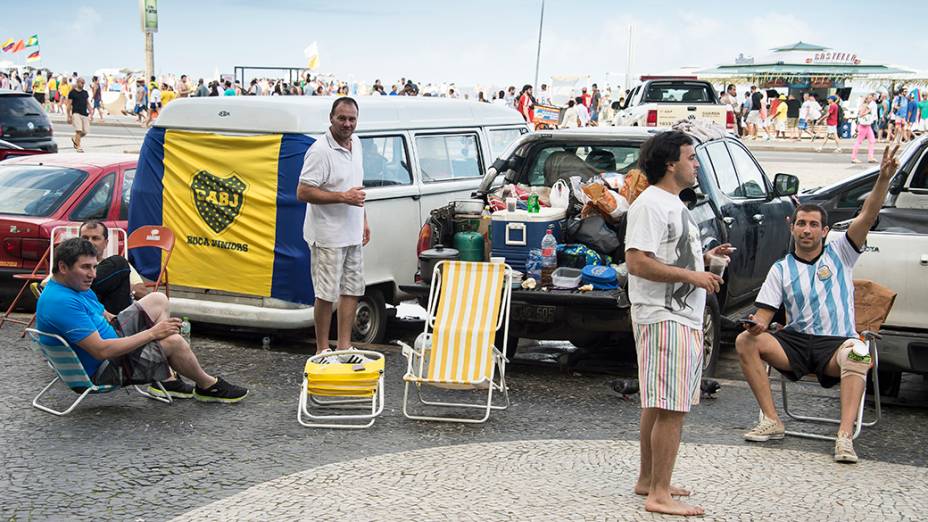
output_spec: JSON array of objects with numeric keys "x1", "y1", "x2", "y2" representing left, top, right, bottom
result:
[
  {"x1": 26, "y1": 34, "x2": 39, "y2": 47},
  {"x1": 304, "y1": 42, "x2": 319, "y2": 71},
  {"x1": 26, "y1": 50, "x2": 41, "y2": 63},
  {"x1": 1, "y1": 39, "x2": 14, "y2": 52},
  {"x1": 11, "y1": 40, "x2": 25, "y2": 53}
]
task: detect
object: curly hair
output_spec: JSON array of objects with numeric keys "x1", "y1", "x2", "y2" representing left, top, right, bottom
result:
[{"x1": 637, "y1": 130, "x2": 693, "y2": 185}]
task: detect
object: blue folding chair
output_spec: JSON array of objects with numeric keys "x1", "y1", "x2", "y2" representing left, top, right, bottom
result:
[{"x1": 26, "y1": 328, "x2": 172, "y2": 416}]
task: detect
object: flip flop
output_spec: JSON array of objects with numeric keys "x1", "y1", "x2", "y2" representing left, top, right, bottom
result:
[{"x1": 70, "y1": 137, "x2": 78, "y2": 149}]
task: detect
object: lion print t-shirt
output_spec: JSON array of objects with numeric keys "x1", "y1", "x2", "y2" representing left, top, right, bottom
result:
[{"x1": 625, "y1": 185, "x2": 706, "y2": 330}]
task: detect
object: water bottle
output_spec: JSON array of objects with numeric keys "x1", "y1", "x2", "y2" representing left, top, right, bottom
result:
[
  {"x1": 540, "y1": 226, "x2": 557, "y2": 287},
  {"x1": 180, "y1": 317, "x2": 191, "y2": 345}
]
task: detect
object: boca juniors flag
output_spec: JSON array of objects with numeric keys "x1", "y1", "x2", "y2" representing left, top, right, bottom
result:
[{"x1": 129, "y1": 128, "x2": 316, "y2": 304}]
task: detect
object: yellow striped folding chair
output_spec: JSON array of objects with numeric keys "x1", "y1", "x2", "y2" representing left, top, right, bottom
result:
[
  {"x1": 400, "y1": 260, "x2": 513, "y2": 423},
  {"x1": 297, "y1": 350, "x2": 385, "y2": 429}
]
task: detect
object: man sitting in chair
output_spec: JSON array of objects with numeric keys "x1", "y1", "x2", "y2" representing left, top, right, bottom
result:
[
  {"x1": 80, "y1": 220, "x2": 150, "y2": 314},
  {"x1": 36, "y1": 238, "x2": 248, "y2": 403},
  {"x1": 736, "y1": 144, "x2": 899, "y2": 463}
]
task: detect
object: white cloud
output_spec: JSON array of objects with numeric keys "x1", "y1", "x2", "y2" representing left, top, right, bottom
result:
[{"x1": 69, "y1": 6, "x2": 103, "y2": 37}]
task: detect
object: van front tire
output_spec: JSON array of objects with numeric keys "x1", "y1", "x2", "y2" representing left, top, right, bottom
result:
[{"x1": 351, "y1": 288, "x2": 387, "y2": 345}]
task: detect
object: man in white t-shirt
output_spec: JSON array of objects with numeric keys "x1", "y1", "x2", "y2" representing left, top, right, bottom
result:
[
  {"x1": 575, "y1": 96, "x2": 591, "y2": 126},
  {"x1": 625, "y1": 130, "x2": 732, "y2": 517},
  {"x1": 297, "y1": 97, "x2": 371, "y2": 360},
  {"x1": 736, "y1": 143, "x2": 900, "y2": 464}
]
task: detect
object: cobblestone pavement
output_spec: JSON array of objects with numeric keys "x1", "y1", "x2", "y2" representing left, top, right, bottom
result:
[
  {"x1": 174, "y1": 439, "x2": 928, "y2": 521},
  {"x1": 2, "y1": 318, "x2": 926, "y2": 521}
]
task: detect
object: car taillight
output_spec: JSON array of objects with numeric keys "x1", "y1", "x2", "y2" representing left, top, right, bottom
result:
[
  {"x1": 3, "y1": 238, "x2": 20, "y2": 258},
  {"x1": 416, "y1": 223, "x2": 432, "y2": 257},
  {"x1": 21, "y1": 239, "x2": 47, "y2": 261},
  {"x1": 726, "y1": 110, "x2": 735, "y2": 129},
  {"x1": 646, "y1": 110, "x2": 657, "y2": 127}
]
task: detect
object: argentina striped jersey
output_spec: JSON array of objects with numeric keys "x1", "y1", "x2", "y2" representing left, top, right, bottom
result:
[{"x1": 755, "y1": 233, "x2": 863, "y2": 338}]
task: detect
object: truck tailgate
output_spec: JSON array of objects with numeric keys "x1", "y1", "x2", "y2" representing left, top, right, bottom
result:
[{"x1": 657, "y1": 105, "x2": 729, "y2": 127}]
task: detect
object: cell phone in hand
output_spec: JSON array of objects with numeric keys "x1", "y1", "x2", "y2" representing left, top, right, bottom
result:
[{"x1": 738, "y1": 317, "x2": 758, "y2": 328}]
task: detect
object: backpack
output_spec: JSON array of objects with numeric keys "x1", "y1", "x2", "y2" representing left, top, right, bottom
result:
[{"x1": 836, "y1": 104, "x2": 845, "y2": 126}]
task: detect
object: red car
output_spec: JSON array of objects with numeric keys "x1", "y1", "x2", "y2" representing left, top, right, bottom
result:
[{"x1": 0, "y1": 153, "x2": 136, "y2": 290}]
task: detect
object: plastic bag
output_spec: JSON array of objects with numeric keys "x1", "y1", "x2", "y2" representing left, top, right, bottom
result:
[
  {"x1": 600, "y1": 172, "x2": 625, "y2": 191},
  {"x1": 565, "y1": 214, "x2": 621, "y2": 257},
  {"x1": 581, "y1": 181, "x2": 621, "y2": 219},
  {"x1": 550, "y1": 179, "x2": 570, "y2": 209},
  {"x1": 620, "y1": 168, "x2": 649, "y2": 205}
]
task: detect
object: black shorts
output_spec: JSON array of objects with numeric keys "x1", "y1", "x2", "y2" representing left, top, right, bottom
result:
[
  {"x1": 771, "y1": 329, "x2": 848, "y2": 388},
  {"x1": 34, "y1": 93, "x2": 45, "y2": 103},
  {"x1": 92, "y1": 302, "x2": 171, "y2": 386}
]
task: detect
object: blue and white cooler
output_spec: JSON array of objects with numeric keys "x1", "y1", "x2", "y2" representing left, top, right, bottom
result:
[{"x1": 490, "y1": 208, "x2": 567, "y2": 272}]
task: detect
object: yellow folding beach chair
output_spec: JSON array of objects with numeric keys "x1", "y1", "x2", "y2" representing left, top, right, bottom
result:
[
  {"x1": 400, "y1": 260, "x2": 513, "y2": 423},
  {"x1": 297, "y1": 349, "x2": 385, "y2": 429}
]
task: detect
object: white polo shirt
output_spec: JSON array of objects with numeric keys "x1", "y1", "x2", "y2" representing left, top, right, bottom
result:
[{"x1": 300, "y1": 129, "x2": 364, "y2": 248}]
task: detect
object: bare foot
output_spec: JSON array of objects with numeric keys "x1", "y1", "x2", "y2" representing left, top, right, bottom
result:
[
  {"x1": 645, "y1": 496, "x2": 704, "y2": 516},
  {"x1": 634, "y1": 483, "x2": 691, "y2": 496}
]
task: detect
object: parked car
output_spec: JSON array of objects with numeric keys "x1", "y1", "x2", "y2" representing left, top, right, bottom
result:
[
  {"x1": 0, "y1": 138, "x2": 49, "y2": 162},
  {"x1": 0, "y1": 153, "x2": 136, "y2": 302},
  {"x1": 830, "y1": 134, "x2": 928, "y2": 395},
  {"x1": 798, "y1": 168, "x2": 879, "y2": 227},
  {"x1": 612, "y1": 79, "x2": 735, "y2": 131},
  {"x1": 0, "y1": 90, "x2": 57, "y2": 153},
  {"x1": 402, "y1": 126, "x2": 799, "y2": 376},
  {"x1": 130, "y1": 95, "x2": 530, "y2": 343}
]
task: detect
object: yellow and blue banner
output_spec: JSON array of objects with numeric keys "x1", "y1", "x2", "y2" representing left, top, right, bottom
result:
[{"x1": 130, "y1": 128, "x2": 315, "y2": 304}]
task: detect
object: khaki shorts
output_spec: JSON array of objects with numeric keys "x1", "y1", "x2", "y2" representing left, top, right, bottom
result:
[
  {"x1": 72, "y1": 114, "x2": 90, "y2": 134},
  {"x1": 310, "y1": 243, "x2": 365, "y2": 302}
]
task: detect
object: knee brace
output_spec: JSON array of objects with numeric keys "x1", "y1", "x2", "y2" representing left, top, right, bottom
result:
[{"x1": 836, "y1": 339, "x2": 870, "y2": 382}]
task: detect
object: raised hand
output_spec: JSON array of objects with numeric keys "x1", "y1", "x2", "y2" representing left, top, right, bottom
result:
[{"x1": 879, "y1": 143, "x2": 900, "y2": 182}]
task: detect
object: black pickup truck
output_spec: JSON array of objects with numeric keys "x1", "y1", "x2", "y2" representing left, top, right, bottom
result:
[{"x1": 401, "y1": 127, "x2": 798, "y2": 376}]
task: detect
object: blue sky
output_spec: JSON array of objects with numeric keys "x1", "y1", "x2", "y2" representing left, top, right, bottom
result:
[{"x1": 1, "y1": 0, "x2": 926, "y2": 88}]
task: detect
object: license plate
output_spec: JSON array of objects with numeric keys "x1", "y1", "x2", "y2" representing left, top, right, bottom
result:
[{"x1": 511, "y1": 304, "x2": 556, "y2": 323}]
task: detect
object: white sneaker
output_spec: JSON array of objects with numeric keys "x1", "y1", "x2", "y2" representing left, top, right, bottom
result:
[
  {"x1": 336, "y1": 349, "x2": 373, "y2": 364},
  {"x1": 834, "y1": 433, "x2": 859, "y2": 463},
  {"x1": 744, "y1": 416, "x2": 785, "y2": 442},
  {"x1": 317, "y1": 348, "x2": 341, "y2": 364}
]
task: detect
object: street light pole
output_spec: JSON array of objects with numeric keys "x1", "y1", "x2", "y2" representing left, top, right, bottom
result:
[
  {"x1": 533, "y1": 0, "x2": 545, "y2": 91},
  {"x1": 144, "y1": 32, "x2": 154, "y2": 82}
]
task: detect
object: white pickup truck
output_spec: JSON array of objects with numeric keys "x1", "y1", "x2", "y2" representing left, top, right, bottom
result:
[
  {"x1": 830, "y1": 134, "x2": 928, "y2": 395},
  {"x1": 613, "y1": 79, "x2": 735, "y2": 131}
]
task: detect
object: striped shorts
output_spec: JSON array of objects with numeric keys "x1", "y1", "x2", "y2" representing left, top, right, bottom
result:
[
  {"x1": 310, "y1": 243, "x2": 364, "y2": 302},
  {"x1": 633, "y1": 320, "x2": 703, "y2": 412}
]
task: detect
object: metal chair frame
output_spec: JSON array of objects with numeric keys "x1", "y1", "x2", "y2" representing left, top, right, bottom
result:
[{"x1": 297, "y1": 349, "x2": 385, "y2": 429}]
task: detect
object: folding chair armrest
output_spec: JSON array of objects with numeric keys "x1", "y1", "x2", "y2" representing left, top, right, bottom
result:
[
  {"x1": 394, "y1": 340, "x2": 421, "y2": 359},
  {"x1": 861, "y1": 330, "x2": 882, "y2": 341}
]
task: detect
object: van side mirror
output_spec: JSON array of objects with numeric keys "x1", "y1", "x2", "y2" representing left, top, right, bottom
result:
[{"x1": 773, "y1": 173, "x2": 799, "y2": 197}]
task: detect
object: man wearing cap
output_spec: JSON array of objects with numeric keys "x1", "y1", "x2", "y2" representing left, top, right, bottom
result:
[{"x1": 815, "y1": 96, "x2": 842, "y2": 153}]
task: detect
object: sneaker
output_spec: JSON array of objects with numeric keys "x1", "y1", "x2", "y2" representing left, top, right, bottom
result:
[
  {"x1": 834, "y1": 148, "x2": 843, "y2": 153},
  {"x1": 148, "y1": 378, "x2": 194, "y2": 399},
  {"x1": 194, "y1": 377, "x2": 248, "y2": 403},
  {"x1": 851, "y1": 158, "x2": 862, "y2": 164},
  {"x1": 834, "y1": 433, "x2": 859, "y2": 463},
  {"x1": 743, "y1": 416, "x2": 785, "y2": 442}
]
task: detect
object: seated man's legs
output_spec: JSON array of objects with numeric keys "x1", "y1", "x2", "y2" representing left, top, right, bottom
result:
[
  {"x1": 823, "y1": 339, "x2": 868, "y2": 437},
  {"x1": 735, "y1": 330, "x2": 793, "y2": 426}
]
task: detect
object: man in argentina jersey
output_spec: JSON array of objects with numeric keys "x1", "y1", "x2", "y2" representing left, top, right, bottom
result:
[{"x1": 735, "y1": 143, "x2": 900, "y2": 464}]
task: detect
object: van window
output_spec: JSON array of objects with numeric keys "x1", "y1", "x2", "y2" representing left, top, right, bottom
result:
[
  {"x1": 415, "y1": 133, "x2": 482, "y2": 182},
  {"x1": 119, "y1": 169, "x2": 136, "y2": 220},
  {"x1": 488, "y1": 128, "x2": 527, "y2": 159},
  {"x1": 71, "y1": 172, "x2": 115, "y2": 221},
  {"x1": 360, "y1": 136, "x2": 412, "y2": 187}
]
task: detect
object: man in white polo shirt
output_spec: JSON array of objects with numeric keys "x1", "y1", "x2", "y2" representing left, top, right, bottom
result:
[{"x1": 298, "y1": 97, "x2": 371, "y2": 360}]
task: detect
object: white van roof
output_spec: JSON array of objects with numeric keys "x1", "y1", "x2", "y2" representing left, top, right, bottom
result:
[{"x1": 154, "y1": 96, "x2": 526, "y2": 134}]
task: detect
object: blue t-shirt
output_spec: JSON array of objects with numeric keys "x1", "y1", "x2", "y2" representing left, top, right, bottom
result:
[
  {"x1": 35, "y1": 279, "x2": 120, "y2": 377},
  {"x1": 906, "y1": 100, "x2": 918, "y2": 122},
  {"x1": 224, "y1": 88, "x2": 235, "y2": 96},
  {"x1": 894, "y1": 96, "x2": 908, "y2": 117}
]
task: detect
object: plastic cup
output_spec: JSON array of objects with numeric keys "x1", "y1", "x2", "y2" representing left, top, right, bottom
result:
[
  {"x1": 506, "y1": 197, "x2": 517, "y2": 212},
  {"x1": 708, "y1": 255, "x2": 728, "y2": 277}
]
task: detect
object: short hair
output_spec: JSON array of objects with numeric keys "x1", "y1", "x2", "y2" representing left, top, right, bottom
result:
[
  {"x1": 793, "y1": 203, "x2": 828, "y2": 227},
  {"x1": 53, "y1": 238, "x2": 97, "y2": 274},
  {"x1": 330, "y1": 96, "x2": 359, "y2": 117},
  {"x1": 79, "y1": 220, "x2": 108, "y2": 240},
  {"x1": 637, "y1": 131, "x2": 694, "y2": 185},
  {"x1": 727, "y1": 84, "x2": 736, "y2": 90}
]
